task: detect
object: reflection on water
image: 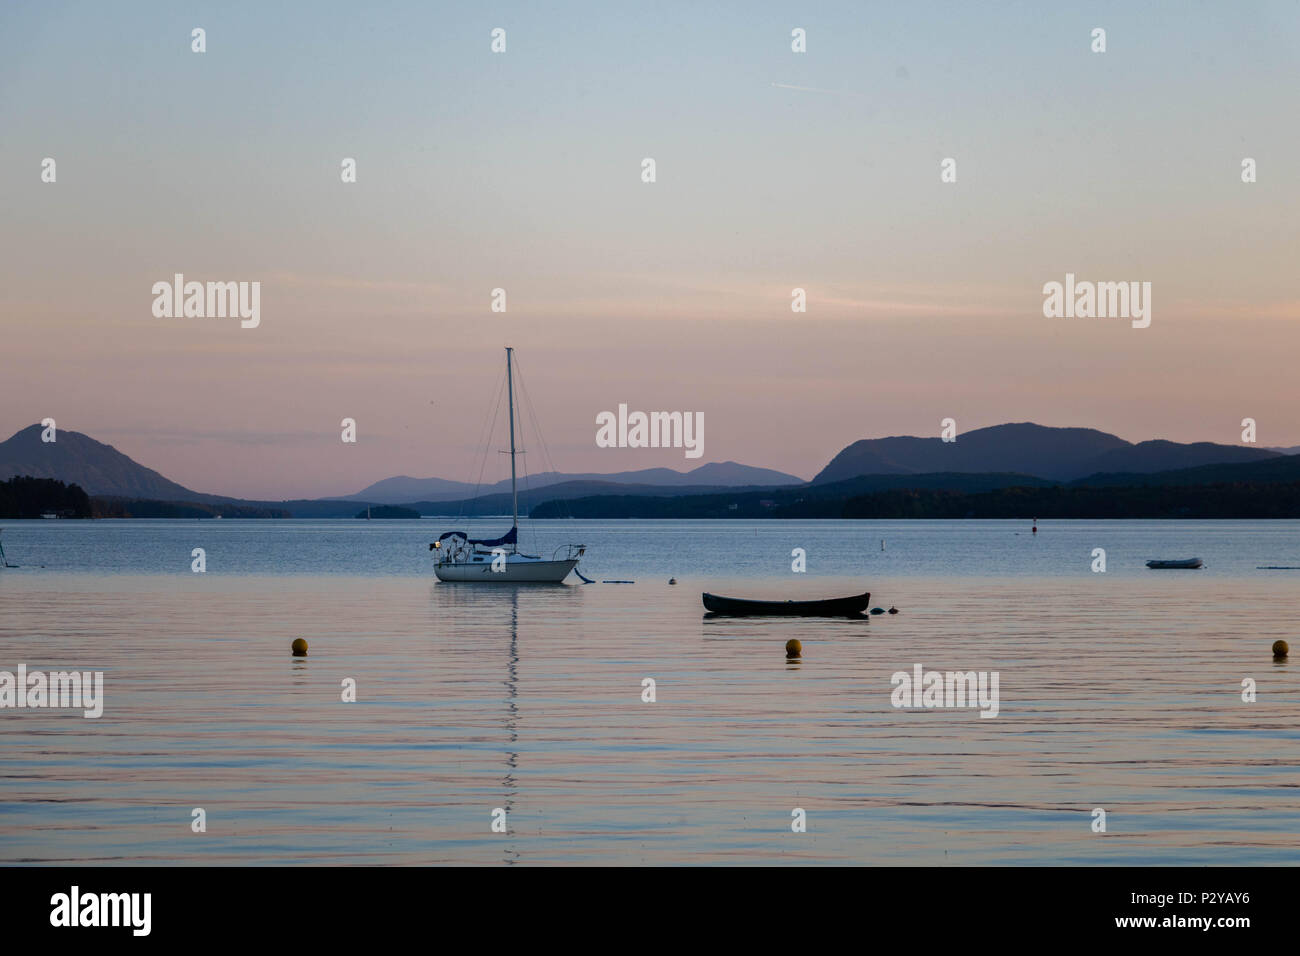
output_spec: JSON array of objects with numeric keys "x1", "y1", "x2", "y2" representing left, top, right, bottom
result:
[
  {"x1": 504, "y1": 590, "x2": 518, "y2": 865},
  {"x1": 1, "y1": 567, "x2": 1298, "y2": 865}
]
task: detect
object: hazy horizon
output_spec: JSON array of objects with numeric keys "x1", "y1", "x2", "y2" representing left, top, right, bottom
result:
[
  {"x1": 3, "y1": 2, "x2": 1298, "y2": 497},
  {"x1": 3, "y1": 415, "x2": 1294, "y2": 501}
]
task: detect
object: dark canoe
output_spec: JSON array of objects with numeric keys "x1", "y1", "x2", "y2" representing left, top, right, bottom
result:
[
  {"x1": 1146, "y1": 558, "x2": 1203, "y2": 569},
  {"x1": 702, "y1": 591, "x2": 870, "y2": 617}
]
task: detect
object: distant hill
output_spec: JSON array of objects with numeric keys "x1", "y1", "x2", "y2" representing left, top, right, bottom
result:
[
  {"x1": 341, "y1": 475, "x2": 479, "y2": 502},
  {"x1": 803, "y1": 471, "x2": 1057, "y2": 497},
  {"x1": 535, "y1": 458, "x2": 1300, "y2": 520},
  {"x1": 92, "y1": 497, "x2": 290, "y2": 519},
  {"x1": 407, "y1": 477, "x2": 802, "y2": 517},
  {"x1": 1078, "y1": 440, "x2": 1277, "y2": 476},
  {"x1": 531, "y1": 471, "x2": 1057, "y2": 519},
  {"x1": 350, "y1": 460, "x2": 803, "y2": 503},
  {"x1": 0, "y1": 424, "x2": 218, "y2": 500},
  {"x1": 814, "y1": 423, "x2": 1278, "y2": 484},
  {"x1": 683, "y1": 462, "x2": 804, "y2": 485},
  {"x1": 355, "y1": 504, "x2": 420, "y2": 519},
  {"x1": 1072, "y1": 452, "x2": 1300, "y2": 487}
]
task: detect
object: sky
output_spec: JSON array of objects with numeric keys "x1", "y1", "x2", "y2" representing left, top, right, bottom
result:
[{"x1": 2, "y1": 1, "x2": 1298, "y2": 499}]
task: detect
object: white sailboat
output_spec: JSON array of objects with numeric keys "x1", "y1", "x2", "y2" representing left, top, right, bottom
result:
[{"x1": 431, "y1": 347, "x2": 585, "y2": 583}]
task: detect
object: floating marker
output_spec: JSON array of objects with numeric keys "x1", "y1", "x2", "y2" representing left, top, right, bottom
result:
[
  {"x1": 870, "y1": 607, "x2": 885, "y2": 615},
  {"x1": 291, "y1": 638, "x2": 308, "y2": 657},
  {"x1": 1273, "y1": 640, "x2": 1289, "y2": 659},
  {"x1": 888, "y1": 606, "x2": 899, "y2": 615},
  {"x1": 785, "y1": 639, "x2": 801, "y2": 658}
]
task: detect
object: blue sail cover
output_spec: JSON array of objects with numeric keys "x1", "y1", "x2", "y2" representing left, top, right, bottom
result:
[{"x1": 437, "y1": 527, "x2": 517, "y2": 547}]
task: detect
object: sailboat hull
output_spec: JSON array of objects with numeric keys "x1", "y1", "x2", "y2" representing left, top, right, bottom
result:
[{"x1": 434, "y1": 558, "x2": 578, "y2": 583}]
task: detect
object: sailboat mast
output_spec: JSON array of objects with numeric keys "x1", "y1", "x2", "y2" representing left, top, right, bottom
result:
[{"x1": 506, "y1": 346, "x2": 518, "y2": 549}]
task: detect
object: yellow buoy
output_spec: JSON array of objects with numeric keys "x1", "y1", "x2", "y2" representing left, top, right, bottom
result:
[
  {"x1": 1273, "y1": 640, "x2": 1289, "y2": 659},
  {"x1": 291, "y1": 638, "x2": 308, "y2": 656},
  {"x1": 785, "y1": 638, "x2": 802, "y2": 658}
]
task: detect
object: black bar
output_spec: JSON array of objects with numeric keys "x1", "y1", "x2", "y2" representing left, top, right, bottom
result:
[{"x1": 0, "y1": 866, "x2": 1286, "y2": 943}]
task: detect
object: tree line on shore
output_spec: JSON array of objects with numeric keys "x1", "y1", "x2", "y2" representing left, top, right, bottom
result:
[
  {"x1": 10, "y1": 473, "x2": 1300, "y2": 521},
  {"x1": 0, "y1": 476, "x2": 93, "y2": 518},
  {"x1": 0, "y1": 477, "x2": 288, "y2": 518},
  {"x1": 531, "y1": 480, "x2": 1300, "y2": 519}
]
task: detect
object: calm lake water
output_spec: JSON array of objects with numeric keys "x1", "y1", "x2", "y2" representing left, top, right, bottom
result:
[{"x1": 1, "y1": 519, "x2": 1297, "y2": 865}]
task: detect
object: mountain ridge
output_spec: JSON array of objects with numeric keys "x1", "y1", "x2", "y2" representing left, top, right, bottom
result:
[
  {"x1": 348, "y1": 460, "x2": 805, "y2": 503},
  {"x1": 0, "y1": 424, "x2": 220, "y2": 501},
  {"x1": 534, "y1": 453, "x2": 1300, "y2": 519},
  {"x1": 2, "y1": 421, "x2": 1287, "y2": 509},
  {"x1": 814, "y1": 422, "x2": 1277, "y2": 483},
  {"x1": 0, "y1": 424, "x2": 803, "y2": 504}
]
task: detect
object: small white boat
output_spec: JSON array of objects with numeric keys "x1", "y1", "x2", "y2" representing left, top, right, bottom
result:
[
  {"x1": 1146, "y1": 557, "x2": 1203, "y2": 569},
  {"x1": 431, "y1": 347, "x2": 585, "y2": 584}
]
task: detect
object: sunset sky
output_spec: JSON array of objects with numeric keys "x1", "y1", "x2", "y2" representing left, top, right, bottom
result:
[{"x1": 2, "y1": 1, "x2": 1298, "y2": 498}]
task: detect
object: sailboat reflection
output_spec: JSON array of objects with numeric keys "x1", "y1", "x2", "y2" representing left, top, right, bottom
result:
[
  {"x1": 430, "y1": 584, "x2": 527, "y2": 863},
  {"x1": 502, "y1": 588, "x2": 519, "y2": 864},
  {"x1": 430, "y1": 583, "x2": 584, "y2": 863}
]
